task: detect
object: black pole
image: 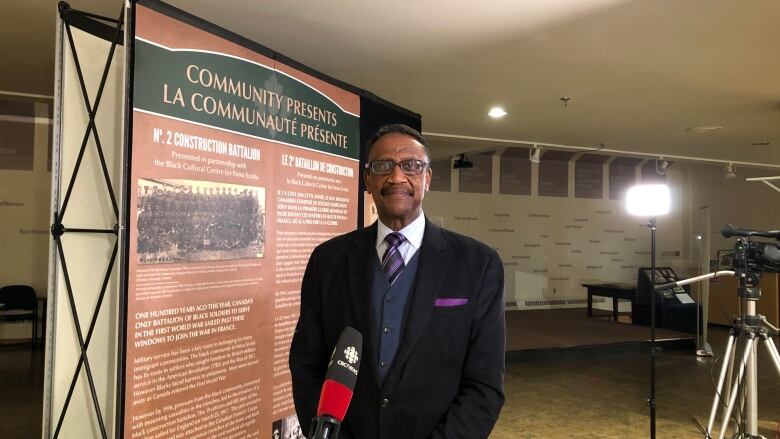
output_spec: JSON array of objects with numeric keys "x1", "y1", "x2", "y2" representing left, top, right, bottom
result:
[{"x1": 649, "y1": 217, "x2": 657, "y2": 439}]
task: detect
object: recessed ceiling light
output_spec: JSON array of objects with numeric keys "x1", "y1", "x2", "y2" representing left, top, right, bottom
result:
[
  {"x1": 686, "y1": 126, "x2": 723, "y2": 133},
  {"x1": 488, "y1": 107, "x2": 507, "y2": 118}
]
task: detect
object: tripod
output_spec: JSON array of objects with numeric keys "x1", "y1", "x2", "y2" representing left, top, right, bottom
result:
[
  {"x1": 705, "y1": 283, "x2": 780, "y2": 439},
  {"x1": 658, "y1": 227, "x2": 780, "y2": 438}
]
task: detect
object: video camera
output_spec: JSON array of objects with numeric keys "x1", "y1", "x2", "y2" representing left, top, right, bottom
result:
[{"x1": 721, "y1": 224, "x2": 780, "y2": 273}]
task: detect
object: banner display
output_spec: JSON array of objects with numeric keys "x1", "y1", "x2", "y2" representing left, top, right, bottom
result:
[
  {"x1": 458, "y1": 152, "x2": 492, "y2": 194},
  {"x1": 123, "y1": 3, "x2": 360, "y2": 438},
  {"x1": 538, "y1": 151, "x2": 573, "y2": 197},
  {"x1": 574, "y1": 154, "x2": 609, "y2": 199},
  {"x1": 0, "y1": 99, "x2": 36, "y2": 171},
  {"x1": 429, "y1": 158, "x2": 452, "y2": 193},
  {"x1": 499, "y1": 147, "x2": 531, "y2": 196}
]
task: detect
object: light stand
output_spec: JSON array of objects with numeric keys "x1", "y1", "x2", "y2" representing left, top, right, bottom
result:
[
  {"x1": 649, "y1": 217, "x2": 658, "y2": 439},
  {"x1": 626, "y1": 184, "x2": 671, "y2": 439}
]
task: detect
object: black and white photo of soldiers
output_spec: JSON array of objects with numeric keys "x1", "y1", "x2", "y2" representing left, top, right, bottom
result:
[{"x1": 137, "y1": 179, "x2": 265, "y2": 263}]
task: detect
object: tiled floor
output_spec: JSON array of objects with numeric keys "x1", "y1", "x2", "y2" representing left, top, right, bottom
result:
[
  {"x1": 0, "y1": 343, "x2": 44, "y2": 439},
  {"x1": 1, "y1": 326, "x2": 778, "y2": 439},
  {"x1": 492, "y1": 326, "x2": 780, "y2": 438}
]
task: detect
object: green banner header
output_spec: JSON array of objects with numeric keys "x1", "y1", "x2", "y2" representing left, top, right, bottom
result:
[{"x1": 133, "y1": 39, "x2": 359, "y2": 160}]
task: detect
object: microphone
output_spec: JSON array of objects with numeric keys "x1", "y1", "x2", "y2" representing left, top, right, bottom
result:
[
  {"x1": 721, "y1": 224, "x2": 780, "y2": 239},
  {"x1": 309, "y1": 326, "x2": 362, "y2": 439}
]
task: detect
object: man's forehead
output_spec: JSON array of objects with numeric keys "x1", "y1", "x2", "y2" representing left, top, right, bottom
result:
[{"x1": 369, "y1": 134, "x2": 425, "y2": 159}]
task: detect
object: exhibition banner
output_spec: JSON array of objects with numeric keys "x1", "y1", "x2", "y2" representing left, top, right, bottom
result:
[
  {"x1": 458, "y1": 152, "x2": 493, "y2": 194},
  {"x1": 123, "y1": 3, "x2": 359, "y2": 438},
  {"x1": 538, "y1": 150, "x2": 573, "y2": 197},
  {"x1": 0, "y1": 99, "x2": 36, "y2": 171},
  {"x1": 499, "y1": 147, "x2": 531, "y2": 196},
  {"x1": 575, "y1": 154, "x2": 609, "y2": 199}
]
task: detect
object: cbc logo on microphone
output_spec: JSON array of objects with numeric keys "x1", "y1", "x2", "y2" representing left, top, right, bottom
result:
[
  {"x1": 337, "y1": 346, "x2": 359, "y2": 376},
  {"x1": 344, "y1": 346, "x2": 359, "y2": 364}
]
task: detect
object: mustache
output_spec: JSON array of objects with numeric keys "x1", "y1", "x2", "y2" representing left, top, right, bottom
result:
[{"x1": 380, "y1": 185, "x2": 413, "y2": 196}]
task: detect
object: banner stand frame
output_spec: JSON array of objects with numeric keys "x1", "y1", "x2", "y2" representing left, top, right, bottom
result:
[{"x1": 46, "y1": 3, "x2": 125, "y2": 438}]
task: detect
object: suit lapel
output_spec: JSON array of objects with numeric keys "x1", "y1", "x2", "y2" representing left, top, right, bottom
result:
[
  {"x1": 347, "y1": 222, "x2": 382, "y2": 386},
  {"x1": 387, "y1": 219, "x2": 449, "y2": 385}
]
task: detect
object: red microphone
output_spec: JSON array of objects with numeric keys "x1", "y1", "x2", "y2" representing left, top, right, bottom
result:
[{"x1": 309, "y1": 327, "x2": 363, "y2": 439}]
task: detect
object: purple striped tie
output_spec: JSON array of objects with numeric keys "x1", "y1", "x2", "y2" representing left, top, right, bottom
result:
[{"x1": 382, "y1": 232, "x2": 406, "y2": 285}]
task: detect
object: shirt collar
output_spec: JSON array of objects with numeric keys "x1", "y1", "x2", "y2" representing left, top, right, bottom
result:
[{"x1": 376, "y1": 212, "x2": 426, "y2": 250}]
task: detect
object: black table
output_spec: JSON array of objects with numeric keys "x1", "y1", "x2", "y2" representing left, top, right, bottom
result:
[{"x1": 582, "y1": 282, "x2": 636, "y2": 322}]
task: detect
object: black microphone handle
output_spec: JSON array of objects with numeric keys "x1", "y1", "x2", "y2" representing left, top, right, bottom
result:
[
  {"x1": 309, "y1": 415, "x2": 341, "y2": 439},
  {"x1": 721, "y1": 224, "x2": 747, "y2": 238},
  {"x1": 721, "y1": 224, "x2": 780, "y2": 239}
]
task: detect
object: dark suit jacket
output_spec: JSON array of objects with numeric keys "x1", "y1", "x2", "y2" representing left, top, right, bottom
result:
[{"x1": 289, "y1": 218, "x2": 505, "y2": 439}]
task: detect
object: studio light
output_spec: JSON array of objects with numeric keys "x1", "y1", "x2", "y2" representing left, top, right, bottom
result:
[
  {"x1": 625, "y1": 183, "x2": 671, "y2": 439},
  {"x1": 626, "y1": 184, "x2": 670, "y2": 217},
  {"x1": 529, "y1": 145, "x2": 541, "y2": 164}
]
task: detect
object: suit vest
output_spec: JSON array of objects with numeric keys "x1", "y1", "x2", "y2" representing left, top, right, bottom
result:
[{"x1": 370, "y1": 250, "x2": 420, "y2": 382}]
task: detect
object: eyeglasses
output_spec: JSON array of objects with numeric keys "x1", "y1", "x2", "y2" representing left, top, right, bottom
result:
[{"x1": 365, "y1": 159, "x2": 429, "y2": 176}]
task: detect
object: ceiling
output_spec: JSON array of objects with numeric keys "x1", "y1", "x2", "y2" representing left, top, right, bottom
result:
[{"x1": 3, "y1": 0, "x2": 779, "y2": 167}]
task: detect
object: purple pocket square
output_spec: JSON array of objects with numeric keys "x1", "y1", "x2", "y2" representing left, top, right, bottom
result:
[{"x1": 435, "y1": 298, "x2": 468, "y2": 307}]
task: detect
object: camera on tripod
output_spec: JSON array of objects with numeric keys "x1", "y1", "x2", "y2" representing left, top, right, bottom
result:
[
  {"x1": 730, "y1": 237, "x2": 780, "y2": 273},
  {"x1": 646, "y1": 225, "x2": 780, "y2": 438},
  {"x1": 721, "y1": 224, "x2": 780, "y2": 296},
  {"x1": 702, "y1": 224, "x2": 780, "y2": 439}
]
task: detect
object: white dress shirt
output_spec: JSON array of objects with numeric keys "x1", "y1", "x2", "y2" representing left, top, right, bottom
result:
[{"x1": 375, "y1": 212, "x2": 426, "y2": 265}]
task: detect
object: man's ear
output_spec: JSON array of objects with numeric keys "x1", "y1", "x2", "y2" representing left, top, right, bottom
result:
[{"x1": 364, "y1": 169, "x2": 372, "y2": 194}]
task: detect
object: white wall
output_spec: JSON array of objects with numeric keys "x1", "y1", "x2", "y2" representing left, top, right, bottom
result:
[
  {"x1": 0, "y1": 99, "x2": 51, "y2": 332},
  {"x1": 684, "y1": 163, "x2": 780, "y2": 260},
  {"x1": 0, "y1": 100, "x2": 51, "y2": 340},
  {"x1": 422, "y1": 150, "x2": 760, "y2": 312}
]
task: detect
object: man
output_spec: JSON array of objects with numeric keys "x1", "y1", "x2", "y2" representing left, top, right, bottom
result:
[{"x1": 290, "y1": 124, "x2": 505, "y2": 439}]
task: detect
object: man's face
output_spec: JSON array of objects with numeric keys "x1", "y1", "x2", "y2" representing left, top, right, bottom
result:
[{"x1": 364, "y1": 133, "x2": 431, "y2": 230}]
